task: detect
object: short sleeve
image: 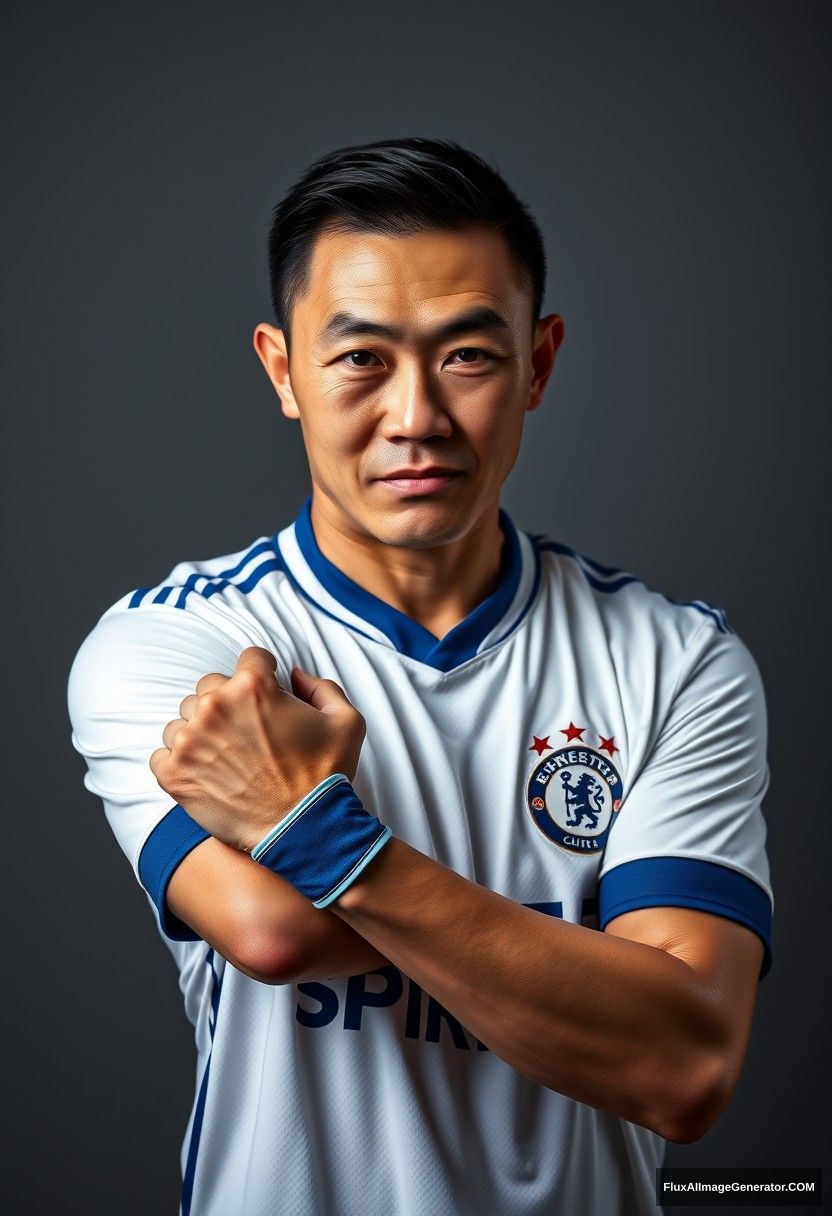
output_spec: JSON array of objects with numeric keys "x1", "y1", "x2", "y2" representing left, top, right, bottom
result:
[
  {"x1": 67, "y1": 603, "x2": 290, "y2": 941},
  {"x1": 598, "y1": 619, "x2": 774, "y2": 976}
]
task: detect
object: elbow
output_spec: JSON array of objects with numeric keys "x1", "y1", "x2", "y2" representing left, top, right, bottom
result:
[
  {"x1": 230, "y1": 924, "x2": 302, "y2": 986},
  {"x1": 649, "y1": 1052, "x2": 736, "y2": 1144},
  {"x1": 656, "y1": 1104, "x2": 723, "y2": 1146},
  {"x1": 655, "y1": 1106, "x2": 717, "y2": 1146},
  {"x1": 221, "y1": 886, "x2": 307, "y2": 984}
]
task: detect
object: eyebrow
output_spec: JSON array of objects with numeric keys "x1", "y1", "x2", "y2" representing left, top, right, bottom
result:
[{"x1": 319, "y1": 304, "x2": 512, "y2": 346}]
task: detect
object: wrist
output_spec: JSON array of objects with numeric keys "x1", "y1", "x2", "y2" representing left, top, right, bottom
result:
[
  {"x1": 250, "y1": 773, "x2": 350, "y2": 860},
  {"x1": 250, "y1": 773, "x2": 394, "y2": 908}
]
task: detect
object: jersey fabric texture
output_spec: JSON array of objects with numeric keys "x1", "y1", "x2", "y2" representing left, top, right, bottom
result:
[{"x1": 67, "y1": 495, "x2": 773, "y2": 1216}]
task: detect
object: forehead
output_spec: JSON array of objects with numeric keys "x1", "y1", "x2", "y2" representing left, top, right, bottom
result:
[{"x1": 297, "y1": 225, "x2": 527, "y2": 332}]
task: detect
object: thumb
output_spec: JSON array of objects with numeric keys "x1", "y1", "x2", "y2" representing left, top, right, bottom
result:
[{"x1": 291, "y1": 666, "x2": 355, "y2": 716}]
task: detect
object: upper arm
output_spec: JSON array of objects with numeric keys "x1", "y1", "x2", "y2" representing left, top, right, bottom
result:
[
  {"x1": 598, "y1": 621, "x2": 774, "y2": 976},
  {"x1": 68, "y1": 604, "x2": 382, "y2": 982},
  {"x1": 604, "y1": 905, "x2": 764, "y2": 1072},
  {"x1": 595, "y1": 622, "x2": 774, "y2": 1134},
  {"x1": 67, "y1": 602, "x2": 291, "y2": 964}
]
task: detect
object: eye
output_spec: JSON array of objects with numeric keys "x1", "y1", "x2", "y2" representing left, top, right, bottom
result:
[
  {"x1": 447, "y1": 347, "x2": 499, "y2": 365},
  {"x1": 341, "y1": 350, "x2": 383, "y2": 369},
  {"x1": 338, "y1": 347, "x2": 501, "y2": 371}
]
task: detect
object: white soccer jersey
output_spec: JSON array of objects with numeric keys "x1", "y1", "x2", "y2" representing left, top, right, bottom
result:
[{"x1": 67, "y1": 495, "x2": 773, "y2": 1216}]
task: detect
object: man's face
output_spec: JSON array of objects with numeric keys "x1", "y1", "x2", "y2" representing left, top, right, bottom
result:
[{"x1": 256, "y1": 224, "x2": 562, "y2": 549}]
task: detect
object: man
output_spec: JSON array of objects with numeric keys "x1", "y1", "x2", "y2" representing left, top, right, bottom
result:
[{"x1": 67, "y1": 136, "x2": 773, "y2": 1216}]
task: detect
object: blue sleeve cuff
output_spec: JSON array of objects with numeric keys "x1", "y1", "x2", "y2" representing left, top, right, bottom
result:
[
  {"x1": 137, "y1": 804, "x2": 210, "y2": 941},
  {"x1": 598, "y1": 856, "x2": 773, "y2": 978}
]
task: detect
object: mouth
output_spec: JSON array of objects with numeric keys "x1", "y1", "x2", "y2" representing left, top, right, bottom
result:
[{"x1": 374, "y1": 469, "x2": 463, "y2": 496}]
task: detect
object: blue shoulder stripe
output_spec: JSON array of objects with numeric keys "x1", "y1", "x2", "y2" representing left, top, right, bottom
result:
[
  {"x1": 663, "y1": 595, "x2": 732, "y2": 635},
  {"x1": 127, "y1": 539, "x2": 287, "y2": 611},
  {"x1": 534, "y1": 539, "x2": 732, "y2": 634}
]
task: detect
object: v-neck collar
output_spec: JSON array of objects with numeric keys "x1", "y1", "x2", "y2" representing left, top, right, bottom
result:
[{"x1": 273, "y1": 495, "x2": 540, "y2": 672}]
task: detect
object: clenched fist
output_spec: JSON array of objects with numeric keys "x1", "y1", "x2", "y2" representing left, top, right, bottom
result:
[{"x1": 149, "y1": 646, "x2": 366, "y2": 854}]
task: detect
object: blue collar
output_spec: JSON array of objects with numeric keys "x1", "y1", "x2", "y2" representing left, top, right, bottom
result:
[{"x1": 275, "y1": 495, "x2": 539, "y2": 672}]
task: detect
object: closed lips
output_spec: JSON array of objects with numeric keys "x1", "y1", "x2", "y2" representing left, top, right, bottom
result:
[{"x1": 379, "y1": 468, "x2": 461, "y2": 478}]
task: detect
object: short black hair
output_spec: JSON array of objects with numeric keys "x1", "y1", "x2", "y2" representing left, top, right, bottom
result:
[{"x1": 266, "y1": 136, "x2": 547, "y2": 356}]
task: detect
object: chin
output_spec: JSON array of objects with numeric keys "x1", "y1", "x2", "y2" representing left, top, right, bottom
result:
[{"x1": 367, "y1": 500, "x2": 473, "y2": 550}]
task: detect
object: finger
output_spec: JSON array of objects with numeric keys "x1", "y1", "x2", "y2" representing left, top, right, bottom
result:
[
  {"x1": 149, "y1": 745, "x2": 170, "y2": 783},
  {"x1": 162, "y1": 717, "x2": 188, "y2": 750},
  {"x1": 195, "y1": 671, "x2": 230, "y2": 696},
  {"x1": 290, "y1": 666, "x2": 355, "y2": 717},
  {"x1": 235, "y1": 646, "x2": 278, "y2": 675},
  {"x1": 233, "y1": 646, "x2": 287, "y2": 699},
  {"x1": 179, "y1": 693, "x2": 198, "y2": 720}
]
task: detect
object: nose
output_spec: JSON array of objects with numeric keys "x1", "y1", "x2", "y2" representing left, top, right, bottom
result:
[{"x1": 379, "y1": 367, "x2": 454, "y2": 442}]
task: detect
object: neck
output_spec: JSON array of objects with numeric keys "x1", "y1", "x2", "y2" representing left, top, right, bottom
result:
[{"x1": 308, "y1": 494, "x2": 506, "y2": 642}]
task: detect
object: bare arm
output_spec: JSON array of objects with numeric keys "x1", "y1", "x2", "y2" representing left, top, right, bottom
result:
[
  {"x1": 329, "y1": 834, "x2": 764, "y2": 1143},
  {"x1": 166, "y1": 835, "x2": 390, "y2": 982},
  {"x1": 169, "y1": 828, "x2": 763, "y2": 1142},
  {"x1": 159, "y1": 654, "x2": 389, "y2": 982},
  {"x1": 155, "y1": 648, "x2": 767, "y2": 1142}
]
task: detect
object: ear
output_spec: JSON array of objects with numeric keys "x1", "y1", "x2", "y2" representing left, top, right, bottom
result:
[
  {"x1": 527, "y1": 313, "x2": 565, "y2": 413},
  {"x1": 252, "y1": 323, "x2": 301, "y2": 420}
]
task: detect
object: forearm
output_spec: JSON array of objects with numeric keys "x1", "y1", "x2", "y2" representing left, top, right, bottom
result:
[
  {"x1": 274, "y1": 887, "x2": 391, "y2": 981},
  {"x1": 166, "y1": 836, "x2": 391, "y2": 982},
  {"x1": 156, "y1": 651, "x2": 753, "y2": 1142},
  {"x1": 331, "y1": 836, "x2": 726, "y2": 1138}
]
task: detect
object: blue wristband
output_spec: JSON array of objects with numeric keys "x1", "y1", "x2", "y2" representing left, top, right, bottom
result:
[{"x1": 250, "y1": 773, "x2": 393, "y2": 908}]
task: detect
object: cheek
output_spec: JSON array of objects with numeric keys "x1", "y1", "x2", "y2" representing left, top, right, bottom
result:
[
  {"x1": 467, "y1": 400, "x2": 526, "y2": 457},
  {"x1": 294, "y1": 369, "x2": 377, "y2": 453},
  {"x1": 300, "y1": 411, "x2": 377, "y2": 478}
]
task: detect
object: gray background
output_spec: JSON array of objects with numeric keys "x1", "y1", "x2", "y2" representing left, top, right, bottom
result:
[{"x1": 2, "y1": 1, "x2": 828, "y2": 1212}]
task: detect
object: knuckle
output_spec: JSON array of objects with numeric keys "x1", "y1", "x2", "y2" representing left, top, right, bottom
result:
[
  {"x1": 198, "y1": 690, "x2": 224, "y2": 718},
  {"x1": 243, "y1": 645, "x2": 276, "y2": 666},
  {"x1": 236, "y1": 667, "x2": 271, "y2": 698},
  {"x1": 196, "y1": 671, "x2": 226, "y2": 693},
  {"x1": 158, "y1": 760, "x2": 183, "y2": 796},
  {"x1": 235, "y1": 668, "x2": 261, "y2": 694},
  {"x1": 171, "y1": 726, "x2": 194, "y2": 761},
  {"x1": 163, "y1": 715, "x2": 185, "y2": 742}
]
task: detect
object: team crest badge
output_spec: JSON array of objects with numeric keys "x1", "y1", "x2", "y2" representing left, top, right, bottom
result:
[{"x1": 526, "y1": 722, "x2": 623, "y2": 854}]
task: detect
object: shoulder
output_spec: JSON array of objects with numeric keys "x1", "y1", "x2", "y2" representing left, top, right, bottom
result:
[
  {"x1": 117, "y1": 532, "x2": 289, "y2": 621},
  {"x1": 67, "y1": 533, "x2": 295, "y2": 723},
  {"x1": 524, "y1": 529, "x2": 766, "y2": 723},
  {"x1": 529, "y1": 529, "x2": 735, "y2": 651}
]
